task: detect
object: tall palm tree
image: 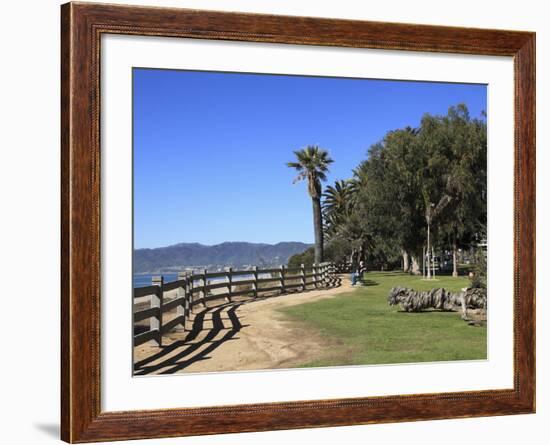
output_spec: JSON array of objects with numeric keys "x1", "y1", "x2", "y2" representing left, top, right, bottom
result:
[{"x1": 287, "y1": 145, "x2": 334, "y2": 264}]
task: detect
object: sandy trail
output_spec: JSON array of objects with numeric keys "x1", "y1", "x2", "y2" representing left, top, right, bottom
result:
[{"x1": 134, "y1": 275, "x2": 355, "y2": 375}]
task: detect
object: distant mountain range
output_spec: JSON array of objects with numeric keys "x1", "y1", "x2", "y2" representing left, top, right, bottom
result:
[{"x1": 133, "y1": 241, "x2": 312, "y2": 274}]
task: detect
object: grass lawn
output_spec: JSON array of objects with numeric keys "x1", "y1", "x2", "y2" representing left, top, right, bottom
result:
[{"x1": 279, "y1": 271, "x2": 487, "y2": 367}]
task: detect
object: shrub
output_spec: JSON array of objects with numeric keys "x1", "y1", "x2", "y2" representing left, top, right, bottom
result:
[{"x1": 288, "y1": 247, "x2": 315, "y2": 268}]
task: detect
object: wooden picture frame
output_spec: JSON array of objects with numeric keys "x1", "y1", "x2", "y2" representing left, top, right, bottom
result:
[{"x1": 61, "y1": 2, "x2": 535, "y2": 442}]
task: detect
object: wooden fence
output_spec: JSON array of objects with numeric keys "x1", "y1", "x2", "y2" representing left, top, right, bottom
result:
[{"x1": 133, "y1": 262, "x2": 338, "y2": 347}]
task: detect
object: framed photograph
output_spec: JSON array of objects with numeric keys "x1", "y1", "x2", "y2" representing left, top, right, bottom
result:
[{"x1": 61, "y1": 2, "x2": 535, "y2": 442}]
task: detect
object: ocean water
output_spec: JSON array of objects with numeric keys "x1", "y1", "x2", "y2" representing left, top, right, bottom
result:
[{"x1": 133, "y1": 273, "x2": 178, "y2": 288}]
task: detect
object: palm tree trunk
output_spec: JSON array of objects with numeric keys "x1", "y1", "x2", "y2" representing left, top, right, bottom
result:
[{"x1": 312, "y1": 197, "x2": 324, "y2": 264}]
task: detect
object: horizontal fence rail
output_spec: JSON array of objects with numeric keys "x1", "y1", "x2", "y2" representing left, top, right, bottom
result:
[{"x1": 133, "y1": 262, "x2": 339, "y2": 347}]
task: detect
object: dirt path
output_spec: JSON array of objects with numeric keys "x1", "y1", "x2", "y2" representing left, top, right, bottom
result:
[{"x1": 134, "y1": 275, "x2": 355, "y2": 375}]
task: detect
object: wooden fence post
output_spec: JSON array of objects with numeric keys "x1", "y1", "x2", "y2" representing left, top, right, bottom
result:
[
  {"x1": 186, "y1": 272, "x2": 192, "y2": 319},
  {"x1": 312, "y1": 263, "x2": 318, "y2": 288},
  {"x1": 226, "y1": 267, "x2": 233, "y2": 303},
  {"x1": 280, "y1": 265, "x2": 286, "y2": 294},
  {"x1": 202, "y1": 269, "x2": 208, "y2": 308},
  {"x1": 177, "y1": 271, "x2": 187, "y2": 331},
  {"x1": 188, "y1": 272, "x2": 194, "y2": 314},
  {"x1": 252, "y1": 266, "x2": 258, "y2": 298},
  {"x1": 151, "y1": 275, "x2": 164, "y2": 346},
  {"x1": 300, "y1": 263, "x2": 306, "y2": 291}
]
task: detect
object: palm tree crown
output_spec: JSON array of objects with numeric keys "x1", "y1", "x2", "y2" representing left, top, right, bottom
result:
[
  {"x1": 286, "y1": 145, "x2": 334, "y2": 199},
  {"x1": 322, "y1": 179, "x2": 354, "y2": 239},
  {"x1": 323, "y1": 180, "x2": 352, "y2": 214}
]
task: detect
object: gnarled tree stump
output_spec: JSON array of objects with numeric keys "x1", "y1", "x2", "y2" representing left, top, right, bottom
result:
[{"x1": 387, "y1": 286, "x2": 487, "y2": 321}]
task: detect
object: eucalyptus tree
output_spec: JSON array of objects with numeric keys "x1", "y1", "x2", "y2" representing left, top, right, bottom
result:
[
  {"x1": 438, "y1": 105, "x2": 487, "y2": 276},
  {"x1": 360, "y1": 130, "x2": 427, "y2": 273},
  {"x1": 414, "y1": 104, "x2": 488, "y2": 278},
  {"x1": 414, "y1": 111, "x2": 458, "y2": 278},
  {"x1": 287, "y1": 145, "x2": 334, "y2": 264},
  {"x1": 382, "y1": 127, "x2": 426, "y2": 273}
]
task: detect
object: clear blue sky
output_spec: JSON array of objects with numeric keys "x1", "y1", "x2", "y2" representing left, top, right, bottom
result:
[{"x1": 133, "y1": 68, "x2": 486, "y2": 249}]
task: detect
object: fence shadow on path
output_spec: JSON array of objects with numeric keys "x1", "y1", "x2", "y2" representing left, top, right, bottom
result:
[
  {"x1": 134, "y1": 302, "x2": 246, "y2": 375},
  {"x1": 133, "y1": 278, "x2": 343, "y2": 376}
]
